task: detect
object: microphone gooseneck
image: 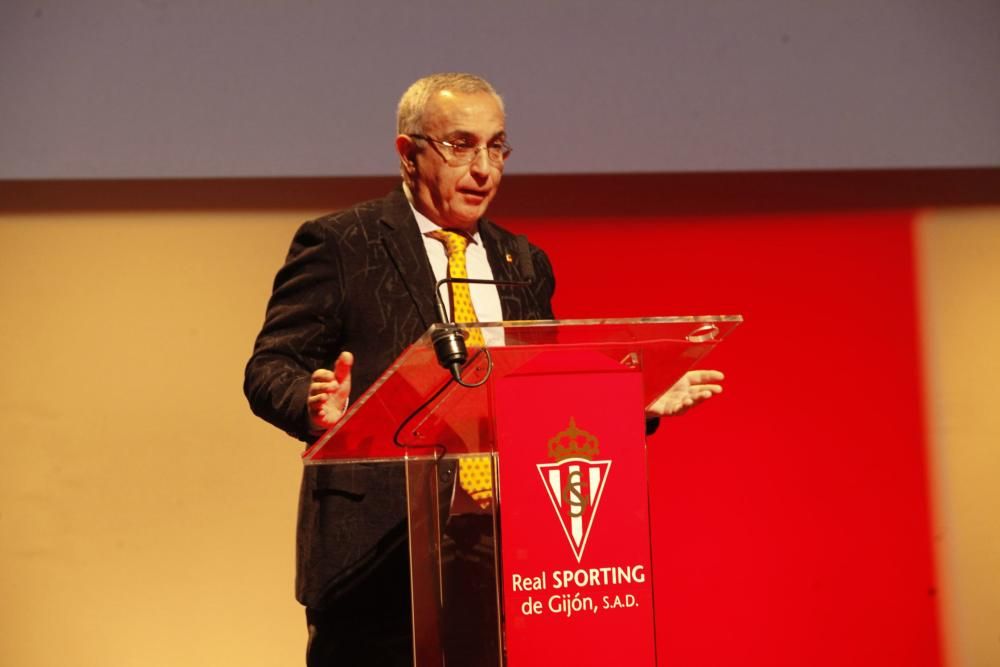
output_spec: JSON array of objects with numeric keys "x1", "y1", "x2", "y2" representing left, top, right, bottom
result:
[
  {"x1": 431, "y1": 278, "x2": 468, "y2": 381},
  {"x1": 432, "y1": 276, "x2": 529, "y2": 383}
]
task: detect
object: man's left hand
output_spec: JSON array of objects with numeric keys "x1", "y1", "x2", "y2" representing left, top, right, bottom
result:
[{"x1": 646, "y1": 370, "x2": 725, "y2": 417}]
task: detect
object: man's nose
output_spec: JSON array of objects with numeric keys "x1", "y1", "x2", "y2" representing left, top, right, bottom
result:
[{"x1": 469, "y1": 147, "x2": 492, "y2": 176}]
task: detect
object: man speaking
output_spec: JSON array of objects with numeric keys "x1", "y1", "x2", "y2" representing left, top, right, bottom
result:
[{"x1": 245, "y1": 72, "x2": 722, "y2": 666}]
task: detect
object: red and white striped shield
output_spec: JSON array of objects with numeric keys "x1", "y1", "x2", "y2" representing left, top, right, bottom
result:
[{"x1": 536, "y1": 457, "x2": 612, "y2": 562}]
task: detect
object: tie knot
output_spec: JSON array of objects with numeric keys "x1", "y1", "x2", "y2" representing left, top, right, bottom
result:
[{"x1": 427, "y1": 229, "x2": 471, "y2": 257}]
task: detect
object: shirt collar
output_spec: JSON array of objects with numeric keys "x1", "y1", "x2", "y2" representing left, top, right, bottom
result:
[{"x1": 403, "y1": 183, "x2": 481, "y2": 245}]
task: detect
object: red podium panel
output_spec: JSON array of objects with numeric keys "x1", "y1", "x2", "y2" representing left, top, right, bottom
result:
[
  {"x1": 495, "y1": 350, "x2": 656, "y2": 666},
  {"x1": 301, "y1": 316, "x2": 741, "y2": 667}
]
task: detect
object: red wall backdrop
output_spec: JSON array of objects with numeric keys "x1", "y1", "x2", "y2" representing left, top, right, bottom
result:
[{"x1": 502, "y1": 211, "x2": 941, "y2": 666}]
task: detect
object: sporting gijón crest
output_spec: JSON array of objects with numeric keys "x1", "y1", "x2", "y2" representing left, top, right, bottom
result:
[{"x1": 537, "y1": 418, "x2": 612, "y2": 563}]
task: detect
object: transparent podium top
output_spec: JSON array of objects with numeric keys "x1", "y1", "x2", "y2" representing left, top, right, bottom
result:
[{"x1": 304, "y1": 315, "x2": 741, "y2": 464}]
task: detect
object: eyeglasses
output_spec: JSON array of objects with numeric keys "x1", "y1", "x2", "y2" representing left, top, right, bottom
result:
[{"x1": 409, "y1": 134, "x2": 512, "y2": 166}]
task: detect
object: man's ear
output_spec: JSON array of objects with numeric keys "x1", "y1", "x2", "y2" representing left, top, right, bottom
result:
[{"x1": 395, "y1": 134, "x2": 417, "y2": 173}]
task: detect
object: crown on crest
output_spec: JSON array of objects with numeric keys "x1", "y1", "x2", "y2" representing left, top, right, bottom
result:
[{"x1": 547, "y1": 418, "x2": 600, "y2": 461}]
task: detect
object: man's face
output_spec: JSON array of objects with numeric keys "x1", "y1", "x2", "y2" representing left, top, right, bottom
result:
[{"x1": 400, "y1": 90, "x2": 506, "y2": 231}]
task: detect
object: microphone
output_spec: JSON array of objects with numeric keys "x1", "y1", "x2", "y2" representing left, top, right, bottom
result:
[{"x1": 432, "y1": 276, "x2": 530, "y2": 382}]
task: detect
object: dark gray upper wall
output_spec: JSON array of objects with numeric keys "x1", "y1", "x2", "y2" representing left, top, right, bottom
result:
[{"x1": 2, "y1": 0, "x2": 998, "y2": 179}]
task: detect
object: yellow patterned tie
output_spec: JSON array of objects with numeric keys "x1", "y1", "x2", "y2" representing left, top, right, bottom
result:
[
  {"x1": 428, "y1": 228, "x2": 491, "y2": 507},
  {"x1": 457, "y1": 454, "x2": 493, "y2": 509},
  {"x1": 427, "y1": 229, "x2": 485, "y2": 347}
]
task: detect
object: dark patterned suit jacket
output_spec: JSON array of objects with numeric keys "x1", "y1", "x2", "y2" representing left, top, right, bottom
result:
[{"x1": 244, "y1": 188, "x2": 555, "y2": 608}]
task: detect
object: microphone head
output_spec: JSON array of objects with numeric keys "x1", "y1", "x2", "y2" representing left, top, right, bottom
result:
[{"x1": 431, "y1": 325, "x2": 468, "y2": 380}]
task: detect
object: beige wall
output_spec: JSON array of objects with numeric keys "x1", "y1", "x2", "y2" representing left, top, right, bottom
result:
[
  {"x1": 0, "y1": 211, "x2": 321, "y2": 666},
  {"x1": 3, "y1": 204, "x2": 999, "y2": 665},
  {"x1": 917, "y1": 208, "x2": 1000, "y2": 667}
]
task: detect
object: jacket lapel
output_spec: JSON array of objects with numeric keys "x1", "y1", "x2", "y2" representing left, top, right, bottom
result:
[
  {"x1": 377, "y1": 189, "x2": 440, "y2": 329},
  {"x1": 480, "y1": 220, "x2": 531, "y2": 321}
]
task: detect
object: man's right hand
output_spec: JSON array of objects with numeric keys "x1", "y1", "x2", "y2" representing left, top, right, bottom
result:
[{"x1": 307, "y1": 351, "x2": 354, "y2": 433}]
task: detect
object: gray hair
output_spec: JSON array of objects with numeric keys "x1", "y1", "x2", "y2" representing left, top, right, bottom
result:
[{"x1": 396, "y1": 72, "x2": 504, "y2": 135}]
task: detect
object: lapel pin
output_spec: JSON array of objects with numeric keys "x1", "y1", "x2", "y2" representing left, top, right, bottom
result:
[{"x1": 505, "y1": 253, "x2": 514, "y2": 263}]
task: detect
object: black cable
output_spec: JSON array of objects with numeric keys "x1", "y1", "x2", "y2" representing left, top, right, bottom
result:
[
  {"x1": 392, "y1": 376, "x2": 452, "y2": 460},
  {"x1": 391, "y1": 347, "x2": 491, "y2": 458},
  {"x1": 453, "y1": 345, "x2": 492, "y2": 388}
]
